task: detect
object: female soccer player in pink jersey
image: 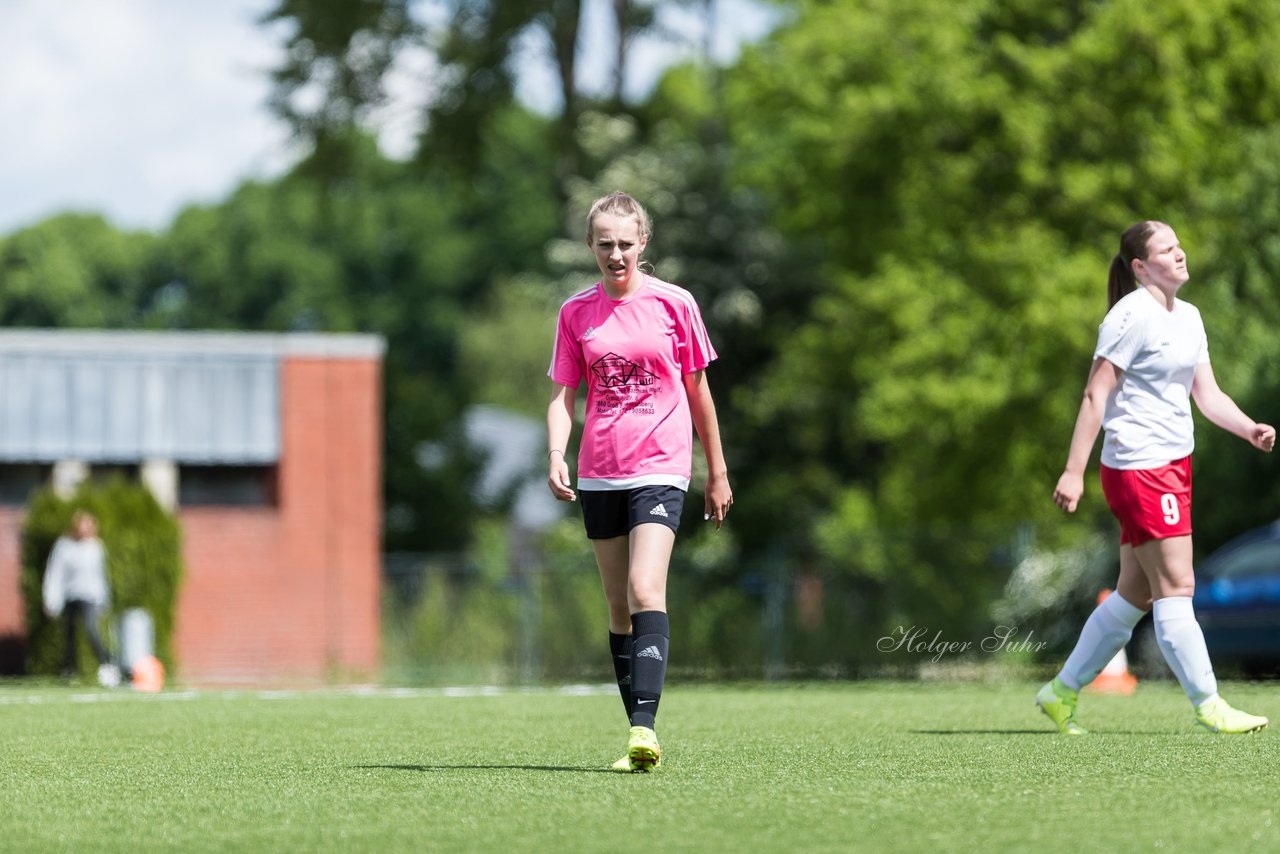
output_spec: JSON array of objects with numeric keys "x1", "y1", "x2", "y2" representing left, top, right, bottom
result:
[
  {"x1": 546, "y1": 191, "x2": 733, "y2": 770},
  {"x1": 1038, "y1": 221, "x2": 1274, "y2": 735}
]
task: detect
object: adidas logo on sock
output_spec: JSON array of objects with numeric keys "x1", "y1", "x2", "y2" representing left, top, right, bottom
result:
[
  {"x1": 636, "y1": 645, "x2": 663, "y2": 661},
  {"x1": 649, "y1": 504, "x2": 668, "y2": 518}
]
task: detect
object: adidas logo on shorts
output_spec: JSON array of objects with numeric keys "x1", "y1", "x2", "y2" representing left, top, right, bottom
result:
[
  {"x1": 636, "y1": 645, "x2": 663, "y2": 661},
  {"x1": 649, "y1": 504, "x2": 669, "y2": 518}
]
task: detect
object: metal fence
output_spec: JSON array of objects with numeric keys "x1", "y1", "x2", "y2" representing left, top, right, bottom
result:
[{"x1": 380, "y1": 523, "x2": 1091, "y2": 685}]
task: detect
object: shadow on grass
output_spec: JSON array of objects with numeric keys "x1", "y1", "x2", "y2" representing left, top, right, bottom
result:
[
  {"x1": 911, "y1": 729, "x2": 1059, "y2": 735},
  {"x1": 913, "y1": 729, "x2": 1174, "y2": 735},
  {"x1": 354, "y1": 764, "x2": 620, "y2": 774}
]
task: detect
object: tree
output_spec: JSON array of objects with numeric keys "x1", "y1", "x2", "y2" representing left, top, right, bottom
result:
[
  {"x1": 261, "y1": 0, "x2": 718, "y2": 189},
  {"x1": 260, "y1": 0, "x2": 419, "y2": 176},
  {"x1": 0, "y1": 215, "x2": 158, "y2": 328},
  {"x1": 719, "y1": 0, "x2": 1280, "y2": 637}
]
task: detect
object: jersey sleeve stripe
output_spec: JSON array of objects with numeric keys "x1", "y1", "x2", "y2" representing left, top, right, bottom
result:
[
  {"x1": 647, "y1": 279, "x2": 715, "y2": 362},
  {"x1": 547, "y1": 283, "x2": 601, "y2": 378}
]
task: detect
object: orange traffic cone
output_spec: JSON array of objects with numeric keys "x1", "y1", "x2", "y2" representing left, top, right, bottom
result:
[
  {"x1": 1086, "y1": 589, "x2": 1138, "y2": 695},
  {"x1": 131, "y1": 655, "x2": 165, "y2": 693}
]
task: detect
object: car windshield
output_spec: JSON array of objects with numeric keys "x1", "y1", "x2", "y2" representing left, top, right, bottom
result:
[{"x1": 1208, "y1": 540, "x2": 1280, "y2": 580}]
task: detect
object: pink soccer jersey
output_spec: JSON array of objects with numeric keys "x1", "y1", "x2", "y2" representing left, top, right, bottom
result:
[{"x1": 549, "y1": 275, "x2": 717, "y2": 488}]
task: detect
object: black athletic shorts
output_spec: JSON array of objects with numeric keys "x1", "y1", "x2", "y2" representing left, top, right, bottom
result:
[{"x1": 580, "y1": 484, "x2": 686, "y2": 539}]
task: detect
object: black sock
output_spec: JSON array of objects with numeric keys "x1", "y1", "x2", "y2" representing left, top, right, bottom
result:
[
  {"x1": 629, "y1": 610, "x2": 669, "y2": 729},
  {"x1": 608, "y1": 631, "x2": 633, "y2": 719}
]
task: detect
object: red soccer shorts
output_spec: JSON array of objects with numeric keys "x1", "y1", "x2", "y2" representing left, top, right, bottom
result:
[{"x1": 1099, "y1": 456, "x2": 1192, "y2": 546}]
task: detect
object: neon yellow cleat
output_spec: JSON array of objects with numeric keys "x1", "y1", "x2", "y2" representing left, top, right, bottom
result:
[
  {"x1": 1194, "y1": 697, "x2": 1268, "y2": 734},
  {"x1": 627, "y1": 725, "x2": 661, "y2": 771},
  {"x1": 1036, "y1": 677, "x2": 1088, "y2": 735},
  {"x1": 610, "y1": 756, "x2": 633, "y2": 772}
]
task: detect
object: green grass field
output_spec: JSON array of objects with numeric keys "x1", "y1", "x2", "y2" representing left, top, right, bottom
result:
[{"x1": 2, "y1": 679, "x2": 1277, "y2": 852}]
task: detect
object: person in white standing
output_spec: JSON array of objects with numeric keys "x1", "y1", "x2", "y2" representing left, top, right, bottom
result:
[
  {"x1": 43, "y1": 511, "x2": 120, "y2": 686},
  {"x1": 1038, "y1": 220, "x2": 1273, "y2": 734}
]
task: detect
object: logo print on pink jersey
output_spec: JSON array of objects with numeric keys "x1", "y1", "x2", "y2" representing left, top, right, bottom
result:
[{"x1": 591, "y1": 353, "x2": 657, "y2": 388}]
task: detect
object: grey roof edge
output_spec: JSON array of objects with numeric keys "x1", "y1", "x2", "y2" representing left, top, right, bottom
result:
[{"x1": 0, "y1": 329, "x2": 386, "y2": 359}]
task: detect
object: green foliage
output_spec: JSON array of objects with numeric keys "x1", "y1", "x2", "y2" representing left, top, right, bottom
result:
[
  {"x1": 393, "y1": 563, "x2": 521, "y2": 683},
  {"x1": 381, "y1": 557, "x2": 610, "y2": 684},
  {"x1": 457, "y1": 274, "x2": 565, "y2": 416},
  {"x1": 20, "y1": 478, "x2": 183, "y2": 677},
  {"x1": 0, "y1": 214, "x2": 159, "y2": 327},
  {"x1": 720, "y1": 0, "x2": 1280, "y2": 639},
  {"x1": 676, "y1": 582, "x2": 765, "y2": 674}
]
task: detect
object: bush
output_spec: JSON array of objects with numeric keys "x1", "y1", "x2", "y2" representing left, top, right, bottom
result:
[{"x1": 20, "y1": 477, "x2": 183, "y2": 678}]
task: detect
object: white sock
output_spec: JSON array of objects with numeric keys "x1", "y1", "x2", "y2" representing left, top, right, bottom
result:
[
  {"x1": 1058, "y1": 593, "x2": 1147, "y2": 691},
  {"x1": 1152, "y1": 596, "x2": 1219, "y2": 707}
]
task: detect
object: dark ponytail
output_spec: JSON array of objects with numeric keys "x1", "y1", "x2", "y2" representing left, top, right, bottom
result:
[
  {"x1": 1107, "y1": 220, "x2": 1162, "y2": 309},
  {"x1": 1107, "y1": 253, "x2": 1135, "y2": 309}
]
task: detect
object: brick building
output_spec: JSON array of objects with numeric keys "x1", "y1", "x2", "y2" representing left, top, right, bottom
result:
[{"x1": 0, "y1": 330, "x2": 384, "y2": 684}]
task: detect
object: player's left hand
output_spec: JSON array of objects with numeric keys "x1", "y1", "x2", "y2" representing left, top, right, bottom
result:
[
  {"x1": 704, "y1": 472, "x2": 733, "y2": 530},
  {"x1": 1251, "y1": 423, "x2": 1276, "y2": 452}
]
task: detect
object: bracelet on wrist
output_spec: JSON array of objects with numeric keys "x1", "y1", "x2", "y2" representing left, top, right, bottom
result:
[{"x1": 548, "y1": 449, "x2": 565, "y2": 458}]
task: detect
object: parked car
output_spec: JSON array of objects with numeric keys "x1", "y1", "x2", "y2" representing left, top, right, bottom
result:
[{"x1": 1193, "y1": 520, "x2": 1280, "y2": 675}]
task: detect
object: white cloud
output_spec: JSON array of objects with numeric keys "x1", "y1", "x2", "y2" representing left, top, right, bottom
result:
[
  {"x1": 0, "y1": 0, "x2": 293, "y2": 234},
  {"x1": 366, "y1": 43, "x2": 439, "y2": 161}
]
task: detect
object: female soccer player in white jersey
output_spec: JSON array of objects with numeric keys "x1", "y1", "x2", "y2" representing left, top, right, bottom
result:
[
  {"x1": 1038, "y1": 220, "x2": 1274, "y2": 735},
  {"x1": 546, "y1": 191, "x2": 733, "y2": 770}
]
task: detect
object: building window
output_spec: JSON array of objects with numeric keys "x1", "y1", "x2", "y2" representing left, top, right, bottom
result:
[
  {"x1": 0, "y1": 464, "x2": 51, "y2": 506},
  {"x1": 178, "y1": 465, "x2": 278, "y2": 507}
]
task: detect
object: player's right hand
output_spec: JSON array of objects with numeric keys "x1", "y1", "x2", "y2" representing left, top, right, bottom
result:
[
  {"x1": 1053, "y1": 471, "x2": 1084, "y2": 513},
  {"x1": 1251, "y1": 422, "x2": 1276, "y2": 453},
  {"x1": 548, "y1": 460, "x2": 575, "y2": 502}
]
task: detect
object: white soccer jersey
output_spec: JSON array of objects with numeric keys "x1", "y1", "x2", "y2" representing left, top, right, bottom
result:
[{"x1": 1095, "y1": 287, "x2": 1210, "y2": 469}]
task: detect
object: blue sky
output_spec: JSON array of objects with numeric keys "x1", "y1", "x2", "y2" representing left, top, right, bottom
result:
[{"x1": 0, "y1": 0, "x2": 777, "y2": 236}]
